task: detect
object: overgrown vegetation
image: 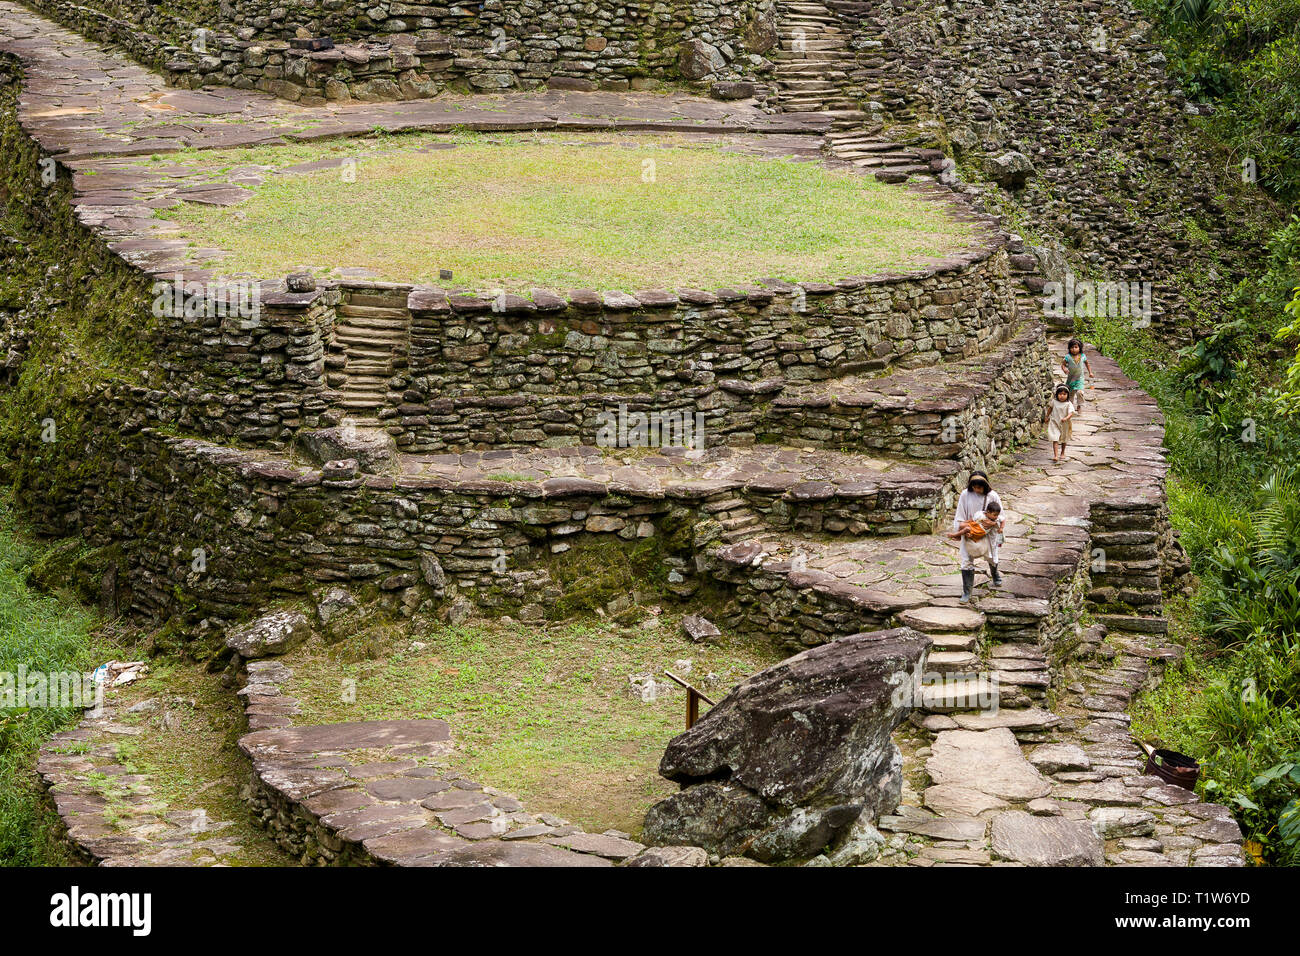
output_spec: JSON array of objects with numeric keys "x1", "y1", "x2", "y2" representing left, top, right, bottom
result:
[
  {"x1": 0, "y1": 495, "x2": 116, "y2": 865},
  {"x1": 1091, "y1": 255, "x2": 1300, "y2": 865},
  {"x1": 1102, "y1": 6, "x2": 1300, "y2": 865},
  {"x1": 1142, "y1": 0, "x2": 1300, "y2": 200}
]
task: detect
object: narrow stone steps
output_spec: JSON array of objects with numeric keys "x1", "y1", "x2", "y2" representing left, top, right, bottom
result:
[
  {"x1": 928, "y1": 650, "x2": 980, "y2": 672},
  {"x1": 928, "y1": 631, "x2": 981, "y2": 651},
  {"x1": 337, "y1": 304, "x2": 410, "y2": 321},
  {"x1": 345, "y1": 362, "x2": 393, "y2": 376},
  {"x1": 342, "y1": 374, "x2": 391, "y2": 387},
  {"x1": 337, "y1": 344, "x2": 395, "y2": 361},
  {"x1": 336, "y1": 336, "x2": 406, "y2": 353}
]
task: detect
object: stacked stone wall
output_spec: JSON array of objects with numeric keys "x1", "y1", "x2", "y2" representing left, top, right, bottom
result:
[
  {"x1": 21, "y1": 0, "x2": 781, "y2": 100},
  {"x1": 822, "y1": 0, "x2": 1274, "y2": 337}
]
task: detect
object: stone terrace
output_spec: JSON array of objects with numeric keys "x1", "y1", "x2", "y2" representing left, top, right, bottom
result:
[
  {"x1": 235, "y1": 660, "x2": 649, "y2": 866},
  {"x1": 4, "y1": 0, "x2": 1242, "y2": 867}
]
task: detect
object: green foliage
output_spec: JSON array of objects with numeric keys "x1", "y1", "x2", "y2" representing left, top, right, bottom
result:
[
  {"x1": 1143, "y1": 0, "x2": 1300, "y2": 198},
  {"x1": 1091, "y1": 311, "x2": 1300, "y2": 863},
  {"x1": 1201, "y1": 470, "x2": 1300, "y2": 644},
  {"x1": 1166, "y1": 0, "x2": 1219, "y2": 26},
  {"x1": 0, "y1": 495, "x2": 109, "y2": 865}
]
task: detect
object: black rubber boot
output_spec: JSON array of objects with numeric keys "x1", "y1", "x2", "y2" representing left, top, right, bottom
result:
[
  {"x1": 991, "y1": 563, "x2": 1003, "y2": 587},
  {"x1": 960, "y1": 569, "x2": 974, "y2": 602}
]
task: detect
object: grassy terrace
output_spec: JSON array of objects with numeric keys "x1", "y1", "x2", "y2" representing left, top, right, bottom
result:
[
  {"x1": 162, "y1": 131, "x2": 976, "y2": 292},
  {"x1": 280, "y1": 613, "x2": 783, "y2": 837}
]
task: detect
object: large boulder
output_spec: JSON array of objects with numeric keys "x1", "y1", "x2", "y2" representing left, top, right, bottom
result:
[
  {"x1": 643, "y1": 627, "x2": 929, "y2": 862},
  {"x1": 677, "y1": 40, "x2": 726, "y2": 80},
  {"x1": 225, "y1": 610, "x2": 313, "y2": 659},
  {"x1": 295, "y1": 424, "x2": 395, "y2": 473}
]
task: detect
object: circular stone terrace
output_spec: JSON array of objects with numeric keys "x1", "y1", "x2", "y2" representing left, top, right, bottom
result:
[{"x1": 5, "y1": 0, "x2": 1248, "y2": 869}]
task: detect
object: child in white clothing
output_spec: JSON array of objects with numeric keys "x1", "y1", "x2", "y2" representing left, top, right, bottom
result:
[{"x1": 1045, "y1": 384, "x2": 1075, "y2": 462}]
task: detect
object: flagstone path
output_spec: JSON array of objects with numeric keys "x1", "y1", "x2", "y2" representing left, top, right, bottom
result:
[{"x1": 8, "y1": 0, "x2": 1247, "y2": 867}]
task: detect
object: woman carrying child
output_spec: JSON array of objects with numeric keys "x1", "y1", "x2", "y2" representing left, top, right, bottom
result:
[{"x1": 946, "y1": 471, "x2": 1005, "y2": 602}]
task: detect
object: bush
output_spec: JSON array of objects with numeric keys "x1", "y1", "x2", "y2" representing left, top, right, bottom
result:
[{"x1": 1144, "y1": 0, "x2": 1300, "y2": 199}]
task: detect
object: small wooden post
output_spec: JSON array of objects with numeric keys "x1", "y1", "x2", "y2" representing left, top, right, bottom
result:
[{"x1": 663, "y1": 670, "x2": 716, "y2": 729}]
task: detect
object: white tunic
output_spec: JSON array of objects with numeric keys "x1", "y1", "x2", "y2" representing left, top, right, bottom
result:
[
  {"x1": 953, "y1": 488, "x2": 1003, "y2": 569},
  {"x1": 1047, "y1": 398, "x2": 1074, "y2": 443}
]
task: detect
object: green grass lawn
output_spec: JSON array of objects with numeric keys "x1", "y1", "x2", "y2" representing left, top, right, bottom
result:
[
  {"x1": 281, "y1": 614, "x2": 784, "y2": 837},
  {"x1": 162, "y1": 131, "x2": 975, "y2": 292}
]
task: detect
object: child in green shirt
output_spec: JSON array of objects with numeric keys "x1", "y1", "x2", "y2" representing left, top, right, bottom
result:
[{"x1": 1062, "y1": 338, "x2": 1093, "y2": 413}]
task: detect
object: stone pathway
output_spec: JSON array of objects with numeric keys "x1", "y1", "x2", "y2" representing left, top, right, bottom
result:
[
  {"x1": 710, "y1": 332, "x2": 1243, "y2": 866},
  {"x1": 876, "y1": 624, "x2": 1244, "y2": 867},
  {"x1": 37, "y1": 670, "x2": 267, "y2": 866},
  {"x1": 400, "y1": 443, "x2": 955, "y2": 536},
  {"x1": 237, "y1": 660, "x2": 644, "y2": 867}
]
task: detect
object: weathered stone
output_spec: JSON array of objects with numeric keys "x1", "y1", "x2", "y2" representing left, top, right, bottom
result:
[
  {"x1": 1028, "y1": 743, "x2": 1092, "y2": 774},
  {"x1": 225, "y1": 610, "x2": 312, "y2": 659},
  {"x1": 825, "y1": 816, "x2": 885, "y2": 866},
  {"x1": 1089, "y1": 806, "x2": 1156, "y2": 838},
  {"x1": 425, "y1": 841, "x2": 612, "y2": 867},
  {"x1": 923, "y1": 784, "x2": 1009, "y2": 817},
  {"x1": 626, "y1": 845, "x2": 710, "y2": 867},
  {"x1": 677, "y1": 40, "x2": 725, "y2": 80},
  {"x1": 645, "y1": 628, "x2": 927, "y2": 860},
  {"x1": 926, "y1": 729, "x2": 1051, "y2": 801},
  {"x1": 987, "y1": 151, "x2": 1035, "y2": 189},
  {"x1": 681, "y1": 614, "x2": 721, "y2": 644},
  {"x1": 991, "y1": 810, "x2": 1104, "y2": 866},
  {"x1": 642, "y1": 781, "x2": 774, "y2": 858}
]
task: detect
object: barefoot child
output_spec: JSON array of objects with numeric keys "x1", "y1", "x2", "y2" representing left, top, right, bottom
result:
[
  {"x1": 946, "y1": 471, "x2": 1005, "y2": 602},
  {"x1": 1062, "y1": 338, "x2": 1094, "y2": 413},
  {"x1": 1045, "y1": 384, "x2": 1075, "y2": 462}
]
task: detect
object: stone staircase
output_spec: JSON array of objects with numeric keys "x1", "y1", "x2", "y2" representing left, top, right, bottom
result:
[
  {"x1": 4, "y1": 0, "x2": 1247, "y2": 867},
  {"x1": 825, "y1": 128, "x2": 940, "y2": 182},
  {"x1": 328, "y1": 290, "x2": 410, "y2": 421},
  {"x1": 704, "y1": 334, "x2": 1245, "y2": 865},
  {"x1": 773, "y1": 1, "x2": 862, "y2": 121}
]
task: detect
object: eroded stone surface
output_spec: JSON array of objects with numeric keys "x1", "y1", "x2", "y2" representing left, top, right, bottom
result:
[
  {"x1": 991, "y1": 811, "x2": 1104, "y2": 866},
  {"x1": 927, "y1": 729, "x2": 1052, "y2": 801},
  {"x1": 645, "y1": 627, "x2": 927, "y2": 861}
]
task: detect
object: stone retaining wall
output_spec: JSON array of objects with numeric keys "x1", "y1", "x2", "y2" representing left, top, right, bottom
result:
[
  {"x1": 27, "y1": 415, "x2": 969, "y2": 631},
  {"x1": 20, "y1": 0, "x2": 781, "y2": 101},
  {"x1": 102, "y1": 251, "x2": 1020, "y2": 453},
  {"x1": 0, "y1": 68, "x2": 1016, "y2": 458},
  {"x1": 331, "y1": 250, "x2": 1017, "y2": 450},
  {"x1": 820, "y1": 0, "x2": 1271, "y2": 337},
  {"x1": 764, "y1": 319, "x2": 1049, "y2": 472}
]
